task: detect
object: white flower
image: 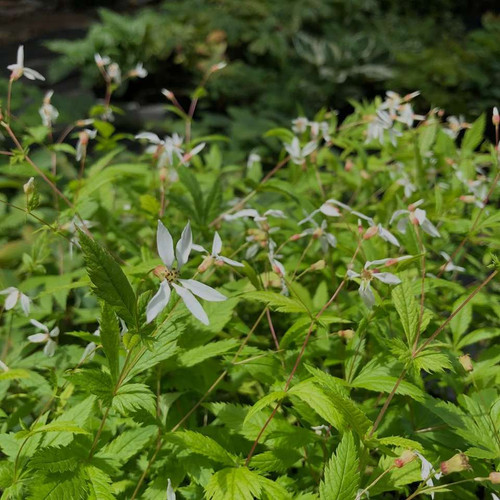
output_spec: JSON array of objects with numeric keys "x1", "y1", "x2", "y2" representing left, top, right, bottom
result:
[
  {"x1": 300, "y1": 219, "x2": 337, "y2": 251},
  {"x1": 0, "y1": 287, "x2": 30, "y2": 315},
  {"x1": 247, "y1": 153, "x2": 261, "y2": 168},
  {"x1": 129, "y1": 62, "x2": 147, "y2": 78},
  {"x1": 415, "y1": 451, "x2": 442, "y2": 499},
  {"x1": 284, "y1": 137, "x2": 317, "y2": 165},
  {"x1": 94, "y1": 53, "x2": 111, "y2": 67},
  {"x1": 136, "y1": 132, "x2": 185, "y2": 168},
  {"x1": 28, "y1": 319, "x2": 59, "y2": 357},
  {"x1": 439, "y1": 252, "x2": 465, "y2": 273},
  {"x1": 292, "y1": 117, "x2": 309, "y2": 134},
  {"x1": 39, "y1": 90, "x2": 59, "y2": 127},
  {"x1": 146, "y1": 221, "x2": 227, "y2": 325},
  {"x1": 390, "y1": 199, "x2": 441, "y2": 238},
  {"x1": 76, "y1": 129, "x2": 97, "y2": 162},
  {"x1": 167, "y1": 479, "x2": 176, "y2": 500},
  {"x1": 366, "y1": 110, "x2": 402, "y2": 147},
  {"x1": 444, "y1": 115, "x2": 469, "y2": 139},
  {"x1": 224, "y1": 208, "x2": 286, "y2": 224},
  {"x1": 80, "y1": 329, "x2": 100, "y2": 363},
  {"x1": 348, "y1": 258, "x2": 407, "y2": 308},
  {"x1": 107, "y1": 62, "x2": 121, "y2": 84},
  {"x1": 192, "y1": 232, "x2": 244, "y2": 272},
  {"x1": 7, "y1": 45, "x2": 45, "y2": 81},
  {"x1": 311, "y1": 424, "x2": 330, "y2": 436}
]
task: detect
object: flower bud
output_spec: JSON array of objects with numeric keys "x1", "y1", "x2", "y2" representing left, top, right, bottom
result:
[
  {"x1": 23, "y1": 177, "x2": 35, "y2": 194},
  {"x1": 198, "y1": 256, "x2": 214, "y2": 273},
  {"x1": 159, "y1": 167, "x2": 168, "y2": 182},
  {"x1": 310, "y1": 260, "x2": 326, "y2": 271},
  {"x1": 161, "y1": 88, "x2": 174, "y2": 100},
  {"x1": 459, "y1": 195, "x2": 476, "y2": 204},
  {"x1": 394, "y1": 450, "x2": 417, "y2": 468},
  {"x1": 488, "y1": 471, "x2": 500, "y2": 484},
  {"x1": 440, "y1": 453, "x2": 470, "y2": 475},
  {"x1": 493, "y1": 107, "x2": 499, "y2": 127},
  {"x1": 153, "y1": 265, "x2": 166, "y2": 279},
  {"x1": 337, "y1": 329, "x2": 355, "y2": 340},
  {"x1": 363, "y1": 225, "x2": 379, "y2": 240},
  {"x1": 344, "y1": 159, "x2": 353, "y2": 172},
  {"x1": 458, "y1": 354, "x2": 473, "y2": 372},
  {"x1": 290, "y1": 233, "x2": 303, "y2": 241}
]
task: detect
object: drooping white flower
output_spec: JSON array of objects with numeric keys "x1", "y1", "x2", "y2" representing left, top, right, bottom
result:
[
  {"x1": 146, "y1": 221, "x2": 227, "y2": 325},
  {"x1": 347, "y1": 258, "x2": 408, "y2": 308},
  {"x1": 192, "y1": 232, "x2": 244, "y2": 272},
  {"x1": 94, "y1": 53, "x2": 111, "y2": 67},
  {"x1": 7, "y1": 45, "x2": 45, "y2": 81},
  {"x1": 80, "y1": 329, "x2": 100, "y2": 363},
  {"x1": 129, "y1": 62, "x2": 148, "y2": 79},
  {"x1": 76, "y1": 129, "x2": 97, "y2": 162},
  {"x1": 0, "y1": 287, "x2": 30, "y2": 315},
  {"x1": 390, "y1": 199, "x2": 441, "y2": 238},
  {"x1": 136, "y1": 132, "x2": 186, "y2": 168},
  {"x1": 107, "y1": 62, "x2": 121, "y2": 85},
  {"x1": 284, "y1": 137, "x2": 317, "y2": 165},
  {"x1": 414, "y1": 451, "x2": 442, "y2": 499},
  {"x1": 439, "y1": 252, "x2": 465, "y2": 273},
  {"x1": 28, "y1": 319, "x2": 59, "y2": 357},
  {"x1": 299, "y1": 219, "x2": 337, "y2": 251},
  {"x1": 292, "y1": 117, "x2": 309, "y2": 134},
  {"x1": 39, "y1": 90, "x2": 59, "y2": 127}
]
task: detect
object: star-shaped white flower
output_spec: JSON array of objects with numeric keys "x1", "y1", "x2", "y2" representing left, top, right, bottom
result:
[
  {"x1": 8, "y1": 45, "x2": 45, "y2": 82},
  {"x1": 129, "y1": 62, "x2": 148, "y2": 78},
  {"x1": 439, "y1": 252, "x2": 465, "y2": 273},
  {"x1": 0, "y1": 287, "x2": 30, "y2": 315},
  {"x1": 192, "y1": 232, "x2": 244, "y2": 272},
  {"x1": 299, "y1": 219, "x2": 337, "y2": 251},
  {"x1": 284, "y1": 137, "x2": 317, "y2": 165},
  {"x1": 28, "y1": 319, "x2": 59, "y2": 357},
  {"x1": 348, "y1": 257, "x2": 411, "y2": 308},
  {"x1": 146, "y1": 221, "x2": 227, "y2": 325},
  {"x1": 390, "y1": 199, "x2": 440, "y2": 238},
  {"x1": 415, "y1": 451, "x2": 442, "y2": 500}
]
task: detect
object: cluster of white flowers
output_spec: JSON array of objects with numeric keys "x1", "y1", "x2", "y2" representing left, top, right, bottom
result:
[
  {"x1": 366, "y1": 91, "x2": 424, "y2": 146},
  {"x1": 390, "y1": 199, "x2": 441, "y2": 238},
  {"x1": 28, "y1": 319, "x2": 59, "y2": 357},
  {"x1": 94, "y1": 53, "x2": 147, "y2": 84}
]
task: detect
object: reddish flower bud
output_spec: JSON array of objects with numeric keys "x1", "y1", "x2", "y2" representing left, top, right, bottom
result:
[
  {"x1": 394, "y1": 450, "x2": 416, "y2": 468},
  {"x1": 337, "y1": 329, "x2": 355, "y2": 340},
  {"x1": 363, "y1": 225, "x2": 379, "y2": 240},
  {"x1": 493, "y1": 107, "x2": 499, "y2": 127},
  {"x1": 488, "y1": 471, "x2": 500, "y2": 484},
  {"x1": 440, "y1": 453, "x2": 470, "y2": 475},
  {"x1": 198, "y1": 256, "x2": 214, "y2": 273},
  {"x1": 290, "y1": 233, "x2": 303, "y2": 241}
]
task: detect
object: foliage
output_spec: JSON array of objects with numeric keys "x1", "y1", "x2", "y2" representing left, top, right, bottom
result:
[{"x1": 1, "y1": 39, "x2": 500, "y2": 500}]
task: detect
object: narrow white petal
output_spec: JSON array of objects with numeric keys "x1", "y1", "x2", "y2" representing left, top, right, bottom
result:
[
  {"x1": 4, "y1": 292, "x2": 18, "y2": 311},
  {"x1": 20, "y1": 294, "x2": 31, "y2": 315},
  {"x1": 302, "y1": 141, "x2": 317, "y2": 156},
  {"x1": 176, "y1": 221, "x2": 192, "y2": 269},
  {"x1": 421, "y1": 219, "x2": 441, "y2": 238},
  {"x1": 24, "y1": 68, "x2": 45, "y2": 81},
  {"x1": 319, "y1": 203, "x2": 341, "y2": 217},
  {"x1": 224, "y1": 209, "x2": 260, "y2": 220},
  {"x1": 135, "y1": 132, "x2": 161, "y2": 143},
  {"x1": 0, "y1": 287, "x2": 17, "y2": 295},
  {"x1": 178, "y1": 279, "x2": 226, "y2": 302},
  {"x1": 373, "y1": 272, "x2": 401, "y2": 285},
  {"x1": 378, "y1": 225, "x2": 400, "y2": 247},
  {"x1": 172, "y1": 283, "x2": 209, "y2": 325},
  {"x1": 157, "y1": 220, "x2": 175, "y2": 268},
  {"x1": 325, "y1": 233, "x2": 337, "y2": 248},
  {"x1": 189, "y1": 142, "x2": 205, "y2": 156},
  {"x1": 30, "y1": 319, "x2": 48, "y2": 332},
  {"x1": 212, "y1": 232, "x2": 223, "y2": 255},
  {"x1": 28, "y1": 333, "x2": 48, "y2": 343},
  {"x1": 17, "y1": 45, "x2": 24, "y2": 66},
  {"x1": 347, "y1": 270, "x2": 360, "y2": 279},
  {"x1": 191, "y1": 244, "x2": 207, "y2": 253},
  {"x1": 167, "y1": 478, "x2": 176, "y2": 500},
  {"x1": 146, "y1": 281, "x2": 171, "y2": 323},
  {"x1": 413, "y1": 208, "x2": 427, "y2": 226},
  {"x1": 389, "y1": 209, "x2": 409, "y2": 225},
  {"x1": 49, "y1": 327, "x2": 60, "y2": 338},
  {"x1": 263, "y1": 209, "x2": 286, "y2": 218},
  {"x1": 359, "y1": 282, "x2": 375, "y2": 308},
  {"x1": 44, "y1": 339, "x2": 57, "y2": 357},
  {"x1": 218, "y1": 256, "x2": 244, "y2": 267}
]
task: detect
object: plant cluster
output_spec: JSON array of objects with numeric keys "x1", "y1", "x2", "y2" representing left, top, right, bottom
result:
[{"x1": 0, "y1": 45, "x2": 500, "y2": 500}]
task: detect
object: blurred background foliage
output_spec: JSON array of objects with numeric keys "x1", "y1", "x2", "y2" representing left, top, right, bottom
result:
[{"x1": 4, "y1": 0, "x2": 500, "y2": 155}]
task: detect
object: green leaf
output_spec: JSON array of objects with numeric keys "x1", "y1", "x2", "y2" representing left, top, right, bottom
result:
[
  {"x1": 112, "y1": 383, "x2": 156, "y2": 415},
  {"x1": 204, "y1": 178, "x2": 223, "y2": 225},
  {"x1": 179, "y1": 339, "x2": 238, "y2": 367},
  {"x1": 28, "y1": 469, "x2": 88, "y2": 500},
  {"x1": 168, "y1": 430, "x2": 238, "y2": 466},
  {"x1": 320, "y1": 432, "x2": 359, "y2": 500},
  {"x1": 461, "y1": 113, "x2": 485, "y2": 152},
  {"x1": 244, "y1": 391, "x2": 287, "y2": 425},
  {"x1": 178, "y1": 167, "x2": 204, "y2": 223},
  {"x1": 77, "y1": 229, "x2": 137, "y2": 327},
  {"x1": 85, "y1": 466, "x2": 115, "y2": 500},
  {"x1": 392, "y1": 280, "x2": 419, "y2": 346},
  {"x1": 29, "y1": 421, "x2": 89, "y2": 436},
  {"x1": 29, "y1": 444, "x2": 83, "y2": 472},
  {"x1": 205, "y1": 467, "x2": 261, "y2": 500},
  {"x1": 450, "y1": 295, "x2": 472, "y2": 345},
  {"x1": 99, "y1": 302, "x2": 121, "y2": 383},
  {"x1": 245, "y1": 291, "x2": 308, "y2": 314}
]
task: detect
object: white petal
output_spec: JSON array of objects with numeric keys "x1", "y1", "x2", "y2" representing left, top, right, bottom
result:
[
  {"x1": 20, "y1": 293, "x2": 31, "y2": 315},
  {"x1": 347, "y1": 270, "x2": 360, "y2": 279},
  {"x1": 421, "y1": 219, "x2": 441, "y2": 238},
  {"x1": 224, "y1": 209, "x2": 260, "y2": 220},
  {"x1": 178, "y1": 279, "x2": 226, "y2": 302},
  {"x1": 30, "y1": 319, "x2": 48, "y2": 332},
  {"x1": 396, "y1": 217, "x2": 409, "y2": 234},
  {"x1": 135, "y1": 132, "x2": 161, "y2": 144},
  {"x1": 4, "y1": 291, "x2": 18, "y2": 311},
  {"x1": 413, "y1": 208, "x2": 427, "y2": 226},
  {"x1": 191, "y1": 244, "x2": 207, "y2": 253},
  {"x1": 189, "y1": 142, "x2": 205, "y2": 156},
  {"x1": 0, "y1": 287, "x2": 17, "y2": 295},
  {"x1": 325, "y1": 233, "x2": 337, "y2": 248},
  {"x1": 212, "y1": 232, "x2": 222, "y2": 255},
  {"x1": 17, "y1": 45, "x2": 24, "y2": 67},
  {"x1": 23, "y1": 68, "x2": 45, "y2": 81},
  {"x1": 263, "y1": 209, "x2": 286, "y2": 219},
  {"x1": 218, "y1": 256, "x2": 244, "y2": 267},
  {"x1": 146, "y1": 281, "x2": 171, "y2": 324},
  {"x1": 167, "y1": 478, "x2": 176, "y2": 500},
  {"x1": 157, "y1": 220, "x2": 175, "y2": 268},
  {"x1": 359, "y1": 282, "x2": 375, "y2": 308},
  {"x1": 49, "y1": 327, "x2": 60, "y2": 338},
  {"x1": 373, "y1": 272, "x2": 401, "y2": 285},
  {"x1": 172, "y1": 283, "x2": 209, "y2": 325},
  {"x1": 389, "y1": 209, "x2": 409, "y2": 225},
  {"x1": 176, "y1": 222, "x2": 192, "y2": 269},
  {"x1": 80, "y1": 342, "x2": 97, "y2": 363},
  {"x1": 44, "y1": 339, "x2": 57, "y2": 357},
  {"x1": 319, "y1": 203, "x2": 341, "y2": 217},
  {"x1": 28, "y1": 333, "x2": 48, "y2": 343},
  {"x1": 302, "y1": 141, "x2": 317, "y2": 157},
  {"x1": 378, "y1": 225, "x2": 400, "y2": 247}
]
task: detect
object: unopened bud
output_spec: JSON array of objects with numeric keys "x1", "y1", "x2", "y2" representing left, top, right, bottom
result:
[
  {"x1": 161, "y1": 88, "x2": 174, "y2": 100},
  {"x1": 458, "y1": 354, "x2": 473, "y2": 372},
  {"x1": 198, "y1": 256, "x2": 214, "y2": 273},
  {"x1": 210, "y1": 62, "x2": 227, "y2": 73},
  {"x1": 385, "y1": 258, "x2": 399, "y2": 267},
  {"x1": 79, "y1": 131, "x2": 89, "y2": 146},
  {"x1": 159, "y1": 167, "x2": 168, "y2": 182},
  {"x1": 440, "y1": 453, "x2": 470, "y2": 475},
  {"x1": 394, "y1": 450, "x2": 417, "y2": 468},
  {"x1": 488, "y1": 471, "x2": 500, "y2": 484},
  {"x1": 363, "y1": 225, "x2": 379, "y2": 240},
  {"x1": 310, "y1": 260, "x2": 326, "y2": 271},
  {"x1": 345, "y1": 159, "x2": 354, "y2": 172},
  {"x1": 460, "y1": 195, "x2": 476, "y2": 204},
  {"x1": 153, "y1": 265, "x2": 166, "y2": 278},
  {"x1": 23, "y1": 177, "x2": 35, "y2": 194},
  {"x1": 360, "y1": 170, "x2": 370, "y2": 180},
  {"x1": 493, "y1": 107, "x2": 499, "y2": 127},
  {"x1": 290, "y1": 233, "x2": 303, "y2": 241},
  {"x1": 312, "y1": 227, "x2": 323, "y2": 239},
  {"x1": 337, "y1": 329, "x2": 355, "y2": 340}
]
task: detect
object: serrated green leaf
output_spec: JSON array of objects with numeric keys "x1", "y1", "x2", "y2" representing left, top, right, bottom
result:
[
  {"x1": 319, "y1": 432, "x2": 359, "y2": 500},
  {"x1": 99, "y1": 302, "x2": 121, "y2": 383},
  {"x1": 112, "y1": 383, "x2": 156, "y2": 415},
  {"x1": 205, "y1": 467, "x2": 261, "y2": 500},
  {"x1": 244, "y1": 391, "x2": 287, "y2": 425},
  {"x1": 179, "y1": 339, "x2": 238, "y2": 367},
  {"x1": 461, "y1": 113, "x2": 485, "y2": 152},
  {"x1": 245, "y1": 291, "x2": 308, "y2": 314},
  {"x1": 392, "y1": 280, "x2": 419, "y2": 346}
]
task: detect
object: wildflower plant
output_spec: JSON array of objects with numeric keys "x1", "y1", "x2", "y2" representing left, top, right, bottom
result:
[{"x1": 1, "y1": 43, "x2": 500, "y2": 500}]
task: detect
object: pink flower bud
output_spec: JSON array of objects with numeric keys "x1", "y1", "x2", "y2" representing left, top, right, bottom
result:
[
  {"x1": 337, "y1": 329, "x2": 355, "y2": 340},
  {"x1": 290, "y1": 233, "x2": 303, "y2": 241},
  {"x1": 345, "y1": 159, "x2": 354, "y2": 172},
  {"x1": 488, "y1": 471, "x2": 500, "y2": 484},
  {"x1": 440, "y1": 453, "x2": 470, "y2": 475},
  {"x1": 493, "y1": 107, "x2": 499, "y2": 127},
  {"x1": 394, "y1": 450, "x2": 417, "y2": 468},
  {"x1": 198, "y1": 256, "x2": 214, "y2": 273},
  {"x1": 363, "y1": 225, "x2": 379, "y2": 240},
  {"x1": 459, "y1": 195, "x2": 476, "y2": 204}
]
